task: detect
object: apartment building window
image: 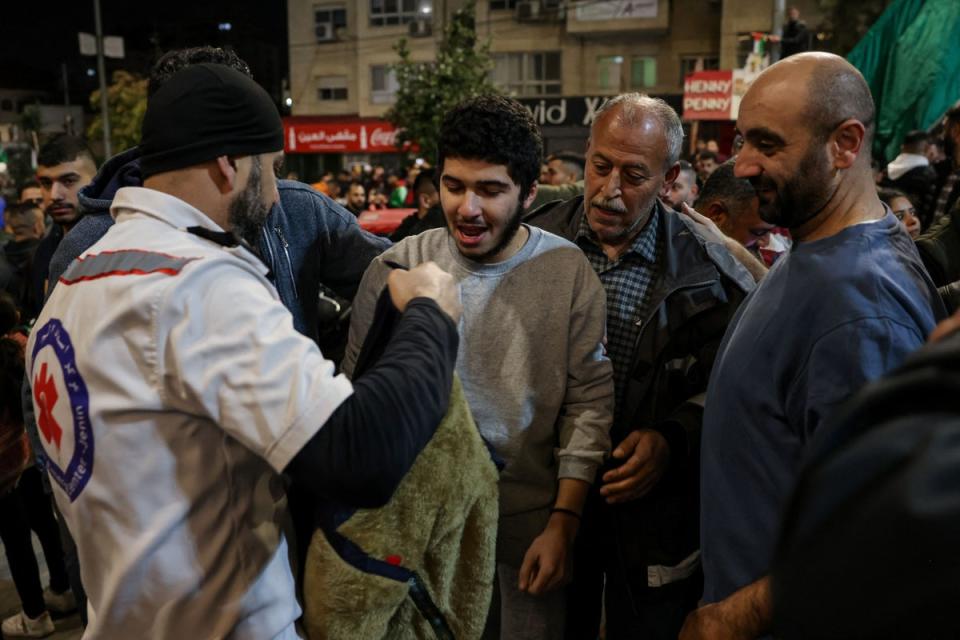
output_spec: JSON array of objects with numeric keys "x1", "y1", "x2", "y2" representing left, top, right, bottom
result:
[
  {"x1": 631, "y1": 56, "x2": 657, "y2": 89},
  {"x1": 317, "y1": 76, "x2": 348, "y2": 101},
  {"x1": 492, "y1": 52, "x2": 561, "y2": 97},
  {"x1": 597, "y1": 56, "x2": 624, "y2": 92},
  {"x1": 315, "y1": 5, "x2": 347, "y2": 42},
  {"x1": 489, "y1": 0, "x2": 518, "y2": 9},
  {"x1": 371, "y1": 65, "x2": 399, "y2": 104},
  {"x1": 370, "y1": 0, "x2": 432, "y2": 26},
  {"x1": 679, "y1": 55, "x2": 719, "y2": 82}
]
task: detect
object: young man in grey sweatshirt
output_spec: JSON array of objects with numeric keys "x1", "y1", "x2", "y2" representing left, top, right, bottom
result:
[{"x1": 342, "y1": 95, "x2": 614, "y2": 638}]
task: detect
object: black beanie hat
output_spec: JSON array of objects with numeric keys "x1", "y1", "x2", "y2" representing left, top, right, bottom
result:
[{"x1": 139, "y1": 63, "x2": 283, "y2": 178}]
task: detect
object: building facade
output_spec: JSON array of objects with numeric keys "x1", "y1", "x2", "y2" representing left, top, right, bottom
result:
[{"x1": 286, "y1": 0, "x2": 823, "y2": 174}]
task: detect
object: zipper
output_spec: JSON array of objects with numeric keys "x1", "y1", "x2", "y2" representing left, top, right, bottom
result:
[{"x1": 274, "y1": 226, "x2": 298, "y2": 300}]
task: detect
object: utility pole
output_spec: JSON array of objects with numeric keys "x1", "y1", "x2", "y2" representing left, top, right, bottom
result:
[{"x1": 94, "y1": 0, "x2": 112, "y2": 157}]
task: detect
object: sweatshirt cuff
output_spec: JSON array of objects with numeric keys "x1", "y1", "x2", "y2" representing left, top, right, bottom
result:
[{"x1": 558, "y1": 457, "x2": 600, "y2": 484}]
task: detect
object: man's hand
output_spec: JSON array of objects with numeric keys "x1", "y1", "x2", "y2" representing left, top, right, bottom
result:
[
  {"x1": 387, "y1": 262, "x2": 461, "y2": 322},
  {"x1": 680, "y1": 577, "x2": 772, "y2": 640},
  {"x1": 600, "y1": 428, "x2": 670, "y2": 504},
  {"x1": 929, "y1": 309, "x2": 960, "y2": 344},
  {"x1": 681, "y1": 204, "x2": 768, "y2": 283},
  {"x1": 518, "y1": 513, "x2": 578, "y2": 596},
  {"x1": 680, "y1": 603, "x2": 750, "y2": 640}
]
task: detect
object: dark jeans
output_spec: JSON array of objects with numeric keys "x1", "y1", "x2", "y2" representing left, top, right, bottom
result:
[
  {"x1": 564, "y1": 493, "x2": 701, "y2": 640},
  {"x1": 0, "y1": 466, "x2": 69, "y2": 618}
]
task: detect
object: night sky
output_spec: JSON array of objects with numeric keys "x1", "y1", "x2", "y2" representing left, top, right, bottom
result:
[{"x1": 0, "y1": 0, "x2": 289, "y2": 106}]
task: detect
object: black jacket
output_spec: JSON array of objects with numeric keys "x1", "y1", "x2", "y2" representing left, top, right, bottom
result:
[
  {"x1": 526, "y1": 197, "x2": 755, "y2": 599},
  {"x1": 932, "y1": 159, "x2": 960, "y2": 219},
  {"x1": 772, "y1": 330, "x2": 960, "y2": 639}
]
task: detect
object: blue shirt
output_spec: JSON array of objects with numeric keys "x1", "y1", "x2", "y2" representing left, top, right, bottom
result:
[
  {"x1": 700, "y1": 212, "x2": 945, "y2": 602},
  {"x1": 576, "y1": 207, "x2": 660, "y2": 418}
]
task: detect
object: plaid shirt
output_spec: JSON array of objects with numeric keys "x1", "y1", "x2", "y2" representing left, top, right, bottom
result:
[{"x1": 576, "y1": 207, "x2": 661, "y2": 417}]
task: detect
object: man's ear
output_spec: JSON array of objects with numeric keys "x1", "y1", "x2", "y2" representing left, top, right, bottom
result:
[
  {"x1": 522, "y1": 182, "x2": 539, "y2": 210},
  {"x1": 703, "y1": 201, "x2": 729, "y2": 227},
  {"x1": 832, "y1": 119, "x2": 866, "y2": 170},
  {"x1": 213, "y1": 156, "x2": 239, "y2": 194},
  {"x1": 663, "y1": 162, "x2": 681, "y2": 189}
]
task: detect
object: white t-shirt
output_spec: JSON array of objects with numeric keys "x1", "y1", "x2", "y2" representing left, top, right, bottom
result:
[{"x1": 27, "y1": 187, "x2": 353, "y2": 639}]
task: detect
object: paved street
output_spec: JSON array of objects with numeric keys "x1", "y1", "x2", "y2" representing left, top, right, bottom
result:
[{"x1": 0, "y1": 534, "x2": 82, "y2": 639}]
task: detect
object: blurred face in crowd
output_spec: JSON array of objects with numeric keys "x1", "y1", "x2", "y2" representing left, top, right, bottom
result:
[
  {"x1": 539, "y1": 163, "x2": 550, "y2": 184},
  {"x1": 546, "y1": 158, "x2": 579, "y2": 186},
  {"x1": 440, "y1": 156, "x2": 536, "y2": 263},
  {"x1": 696, "y1": 155, "x2": 718, "y2": 181},
  {"x1": 719, "y1": 197, "x2": 773, "y2": 248},
  {"x1": 347, "y1": 183, "x2": 366, "y2": 212},
  {"x1": 663, "y1": 169, "x2": 698, "y2": 211},
  {"x1": 584, "y1": 105, "x2": 678, "y2": 251},
  {"x1": 734, "y1": 74, "x2": 836, "y2": 229},
  {"x1": 888, "y1": 195, "x2": 921, "y2": 239},
  {"x1": 228, "y1": 152, "x2": 282, "y2": 245},
  {"x1": 36, "y1": 156, "x2": 96, "y2": 228},
  {"x1": 9, "y1": 208, "x2": 45, "y2": 241},
  {"x1": 19, "y1": 186, "x2": 43, "y2": 207}
]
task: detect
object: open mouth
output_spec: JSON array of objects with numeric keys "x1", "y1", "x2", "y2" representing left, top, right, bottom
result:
[{"x1": 455, "y1": 224, "x2": 488, "y2": 247}]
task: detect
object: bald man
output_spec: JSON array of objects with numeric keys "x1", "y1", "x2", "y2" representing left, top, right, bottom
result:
[{"x1": 682, "y1": 53, "x2": 946, "y2": 638}]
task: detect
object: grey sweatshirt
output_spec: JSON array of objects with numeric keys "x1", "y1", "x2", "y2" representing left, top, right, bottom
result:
[{"x1": 343, "y1": 226, "x2": 614, "y2": 565}]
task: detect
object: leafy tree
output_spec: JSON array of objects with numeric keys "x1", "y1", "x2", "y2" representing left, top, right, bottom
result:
[
  {"x1": 88, "y1": 70, "x2": 148, "y2": 156},
  {"x1": 385, "y1": 1, "x2": 499, "y2": 164}
]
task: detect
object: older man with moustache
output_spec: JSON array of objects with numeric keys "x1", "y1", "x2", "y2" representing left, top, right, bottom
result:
[
  {"x1": 682, "y1": 53, "x2": 946, "y2": 639},
  {"x1": 527, "y1": 94, "x2": 757, "y2": 639}
]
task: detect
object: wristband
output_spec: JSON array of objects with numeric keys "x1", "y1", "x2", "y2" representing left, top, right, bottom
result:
[{"x1": 550, "y1": 507, "x2": 582, "y2": 520}]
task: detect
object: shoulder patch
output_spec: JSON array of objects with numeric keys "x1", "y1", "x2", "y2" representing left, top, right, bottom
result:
[{"x1": 59, "y1": 250, "x2": 200, "y2": 285}]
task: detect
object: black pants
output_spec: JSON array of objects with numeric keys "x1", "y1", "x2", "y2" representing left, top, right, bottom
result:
[{"x1": 0, "y1": 466, "x2": 69, "y2": 618}]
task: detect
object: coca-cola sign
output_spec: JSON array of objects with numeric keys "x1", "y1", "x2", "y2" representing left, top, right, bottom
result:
[{"x1": 283, "y1": 117, "x2": 401, "y2": 153}]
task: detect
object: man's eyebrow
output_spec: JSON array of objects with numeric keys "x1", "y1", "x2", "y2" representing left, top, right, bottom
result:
[
  {"x1": 40, "y1": 171, "x2": 82, "y2": 181},
  {"x1": 742, "y1": 126, "x2": 787, "y2": 146},
  {"x1": 474, "y1": 179, "x2": 512, "y2": 189}
]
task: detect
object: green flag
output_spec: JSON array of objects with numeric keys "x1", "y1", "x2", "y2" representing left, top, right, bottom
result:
[{"x1": 848, "y1": 0, "x2": 960, "y2": 161}]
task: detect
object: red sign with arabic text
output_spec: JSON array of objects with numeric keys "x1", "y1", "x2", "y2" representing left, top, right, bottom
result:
[{"x1": 283, "y1": 117, "x2": 401, "y2": 154}]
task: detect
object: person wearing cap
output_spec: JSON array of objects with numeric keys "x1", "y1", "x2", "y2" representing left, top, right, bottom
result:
[{"x1": 25, "y1": 63, "x2": 462, "y2": 640}]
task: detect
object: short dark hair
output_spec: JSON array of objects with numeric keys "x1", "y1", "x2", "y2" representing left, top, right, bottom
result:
[
  {"x1": 0, "y1": 293, "x2": 18, "y2": 337},
  {"x1": 437, "y1": 94, "x2": 543, "y2": 196},
  {"x1": 548, "y1": 151, "x2": 585, "y2": 179},
  {"x1": 695, "y1": 159, "x2": 756, "y2": 216},
  {"x1": 6, "y1": 202, "x2": 41, "y2": 221},
  {"x1": 37, "y1": 134, "x2": 93, "y2": 169},
  {"x1": 149, "y1": 47, "x2": 252, "y2": 96},
  {"x1": 877, "y1": 187, "x2": 908, "y2": 208},
  {"x1": 901, "y1": 130, "x2": 929, "y2": 154},
  {"x1": 696, "y1": 150, "x2": 719, "y2": 163},
  {"x1": 677, "y1": 159, "x2": 696, "y2": 180},
  {"x1": 805, "y1": 63, "x2": 876, "y2": 149},
  {"x1": 18, "y1": 179, "x2": 40, "y2": 196},
  {"x1": 944, "y1": 103, "x2": 960, "y2": 128},
  {"x1": 413, "y1": 168, "x2": 436, "y2": 197}
]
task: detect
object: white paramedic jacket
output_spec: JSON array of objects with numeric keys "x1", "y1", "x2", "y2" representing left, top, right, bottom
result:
[{"x1": 26, "y1": 186, "x2": 353, "y2": 639}]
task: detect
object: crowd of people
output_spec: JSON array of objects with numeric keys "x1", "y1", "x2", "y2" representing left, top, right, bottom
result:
[{"x1": 0, "y1": 43, "x2": 959, "y2": 640}]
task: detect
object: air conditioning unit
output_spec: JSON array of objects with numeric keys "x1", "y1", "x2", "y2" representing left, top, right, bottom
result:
[
  {"x1": 516, "y1": 0, "x2": 543, "y2": 21},
  {"x1": 408, "y1": 18, "x2": 433, "y2": 37},
  {"x1": 316, "y1": 22, "x2": 335, "y2": 42}
]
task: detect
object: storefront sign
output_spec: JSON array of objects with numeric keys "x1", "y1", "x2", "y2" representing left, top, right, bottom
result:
[
  {"x1": 518, "y1": 94, "x2": 682, "y2": 128},
  {"x1": 283, "y1": 118, "x2": 400, "y2": 153}
]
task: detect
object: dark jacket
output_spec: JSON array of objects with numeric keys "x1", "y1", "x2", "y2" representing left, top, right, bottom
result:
[
  {"x1": 526, "y1": 197, "x2": 755, "y2": 603},
  {"x1": 916, "y1": 198, "x2": 960, "y2": 288},
  {"x1": 53, "y1": 147, "x2": 391, "y2": 347},
  {"x1": 932, "y1": 158, "x2": 960, "y2": 219},
  {"x1": 1, "y1": 238, "x2": 40, "y2": 316},
  {"x1": 772, "y1": 330, "x2": 960, "y2": 639},
  {"x1": 389, "y1": 204, "x2": 446, "y2": 243}
]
